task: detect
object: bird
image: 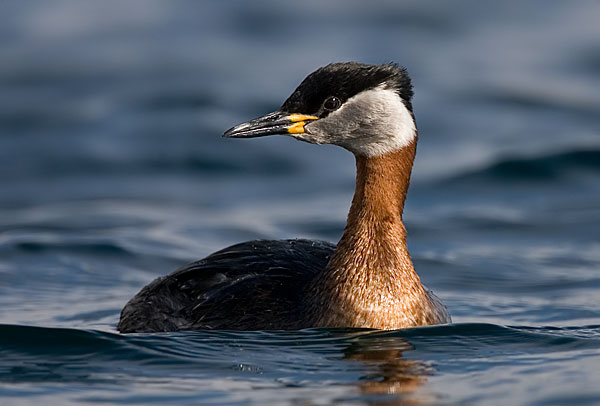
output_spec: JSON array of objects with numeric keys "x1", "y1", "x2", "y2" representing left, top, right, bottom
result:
[{"x1": 117, "y1": 62, "x2": 451, "y2": 333}]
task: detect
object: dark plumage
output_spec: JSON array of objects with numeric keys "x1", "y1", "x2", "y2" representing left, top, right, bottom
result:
[
  {"x1": 118, "y1": 240, "x2": 334, "y2": 332},
  {"x1": 282, "y1": 62, "x2": 414, "y2": 117}
]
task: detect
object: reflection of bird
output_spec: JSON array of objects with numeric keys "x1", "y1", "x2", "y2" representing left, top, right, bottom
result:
[
  {"x1": 118, "y1": 62, "x2": 451, "y2": 333},
  {"x1": 344, "y1": 333, "x2": 433, "y2": 400}
]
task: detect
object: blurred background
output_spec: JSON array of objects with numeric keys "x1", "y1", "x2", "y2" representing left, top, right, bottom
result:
[
  {"x1": 1, "y1": 0, "x2": 599, "y2": 328},
  {"x1": 0, "y1": 0, "x2": 600, "y2": 329},
  {"x1": 1, "y1": 1, "x2": 600, "y2": 405}
]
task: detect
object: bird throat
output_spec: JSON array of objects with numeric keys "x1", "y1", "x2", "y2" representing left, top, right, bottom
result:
[{"x1": 305, "y1": 142, "x2": 432, "y2": 329}]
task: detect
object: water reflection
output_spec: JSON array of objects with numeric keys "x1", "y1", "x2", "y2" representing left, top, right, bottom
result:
[{"x1": 344, "y1": 332, "x2": 434, "y2": 405}]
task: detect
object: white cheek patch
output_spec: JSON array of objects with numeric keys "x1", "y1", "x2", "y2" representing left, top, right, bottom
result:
[{"x1": 305, "y1": 86, "x2": 417, "y2": 157}]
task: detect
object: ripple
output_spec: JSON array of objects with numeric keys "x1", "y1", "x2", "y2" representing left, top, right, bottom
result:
[
  {"x1": 1, "y1": 323, "x2": 599, "y2": 383},
  {"x1": 441, "y1": 148, "x2": 600, "y2": 184}
]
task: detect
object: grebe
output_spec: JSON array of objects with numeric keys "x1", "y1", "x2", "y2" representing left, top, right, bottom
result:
[{"x1": 118, "y1": 62, "x2": 451, "y2": 333}]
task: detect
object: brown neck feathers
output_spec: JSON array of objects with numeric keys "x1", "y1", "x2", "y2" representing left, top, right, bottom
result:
[
  {"x1": 349, "y1": 142, "x2": 416, "y2": 227},
  {"x1": 306, "y1": 142, "x2": 433, "y2": 329}
]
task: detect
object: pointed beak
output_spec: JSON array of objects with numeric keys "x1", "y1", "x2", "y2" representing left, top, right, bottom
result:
[{"x1": 223, "y1": 111, "x2": 318, "y2": 139}]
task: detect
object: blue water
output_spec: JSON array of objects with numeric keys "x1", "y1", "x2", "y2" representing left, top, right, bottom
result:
[{"x1": 1, "y1": 1, "x2": 599, "y2": 405}]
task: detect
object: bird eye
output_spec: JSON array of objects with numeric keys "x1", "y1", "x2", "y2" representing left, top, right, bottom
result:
[{"x1": 323, "y1": 96, "x2": 341, "y2": 112}]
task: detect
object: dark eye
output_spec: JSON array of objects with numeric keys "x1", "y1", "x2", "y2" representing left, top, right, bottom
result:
[{"x1": 323, "y1": 96, "x2": 341, "y2": 111}]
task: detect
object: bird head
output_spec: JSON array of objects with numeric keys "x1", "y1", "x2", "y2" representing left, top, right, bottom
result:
[{"x1": 224, "y1": 62, "x2": 416, "y2": 157}]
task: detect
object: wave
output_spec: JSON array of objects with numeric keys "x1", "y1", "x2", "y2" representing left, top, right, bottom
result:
[
  {"x1": 1, "y1": 322, "x2": 599, "y2": 379},
  {"x1": 1, "y1": 323, "x2": 599, "y2": 406},
  {"x1": 441, "y1": 148, "x2": 600, "y2": 184},
  {"x1": 11, "y1": 241, "x2": 134, "y2": 256}
]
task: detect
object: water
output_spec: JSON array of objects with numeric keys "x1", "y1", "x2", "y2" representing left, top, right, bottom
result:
[{"x1": 1, "y1": 1, "x2": 599, "y2": 405}]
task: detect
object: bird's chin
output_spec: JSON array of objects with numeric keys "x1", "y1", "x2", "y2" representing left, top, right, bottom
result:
[
  {"x1": 288, "y1": 123, "x2": 327, "y2": 145},
  {"x1": 289, "y1": 130, "x2": 326, "y2": 145}
]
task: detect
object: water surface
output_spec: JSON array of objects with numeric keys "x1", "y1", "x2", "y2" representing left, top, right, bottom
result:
[{"x1": 1, "y1": 1, "x2": 599, "y2": 405}]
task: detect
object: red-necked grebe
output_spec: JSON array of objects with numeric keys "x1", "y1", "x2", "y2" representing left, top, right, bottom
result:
[{"x1": 118, "y1": 62, "x2": 451, "y2": 333}]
